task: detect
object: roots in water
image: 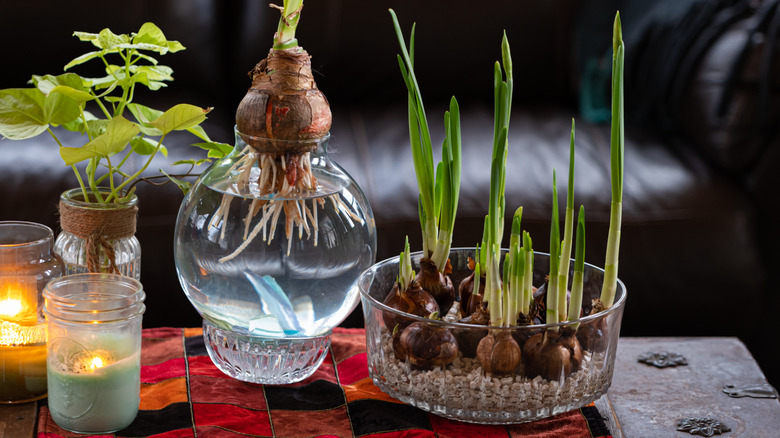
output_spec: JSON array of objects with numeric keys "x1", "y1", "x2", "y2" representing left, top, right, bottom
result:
[{"x1": 213, "y1": 148, "x2": 363, "y2": 262}]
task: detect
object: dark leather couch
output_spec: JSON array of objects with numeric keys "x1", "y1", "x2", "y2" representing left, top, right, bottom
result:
[{"x1": 2, "y1": 0, "x2": 778, "y2": 385}]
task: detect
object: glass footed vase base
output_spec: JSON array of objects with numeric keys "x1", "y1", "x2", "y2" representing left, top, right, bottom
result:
[{"x1": 202, "y1": 320, "x2": 331, "y2": 385}]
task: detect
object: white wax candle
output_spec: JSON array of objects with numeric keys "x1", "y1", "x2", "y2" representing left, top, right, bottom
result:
[{"x1": 47, "y1": 350, "x2": 140, "y2": 433}]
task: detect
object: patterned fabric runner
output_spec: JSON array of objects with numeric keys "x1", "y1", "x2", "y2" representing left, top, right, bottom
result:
[{"x1": 37, "y1": 327, "x2": 612, "y2": 437}]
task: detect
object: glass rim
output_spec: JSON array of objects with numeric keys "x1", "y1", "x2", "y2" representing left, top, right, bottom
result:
[
  {"x1": 60, "y1": 187, "x2": 138, "y2": 208},
  {"x1": 0, "y1": 221, "x2": 54, "y2": 248},
  {"x1": 43, "y1": 273, "x2": 145, "y2": 322},
  {"x1": 358, "y1": 247, "x2": 627, "y2": 331},
  {"x1": 235, "y1": 126, "x2": 331, "y2": 145}
]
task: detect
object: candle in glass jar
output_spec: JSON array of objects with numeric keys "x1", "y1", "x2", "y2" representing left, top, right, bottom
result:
[
  {"x1": 47, "y1": 346, "x2": 140, "y2": 433},
  {"x1": 0, "y1": 297, "x2": 47, "y2": 403},
  {"x1": 43, "y1": 273, "x2": 144, "y2": 433}
]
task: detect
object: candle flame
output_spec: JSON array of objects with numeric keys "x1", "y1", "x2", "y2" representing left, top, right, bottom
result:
[
  {"x1": 0, "y1": 299, "x2": 23, "y2": 318},
  {"x1": 89, "y1": 356, "x2": 106, "y2": 370}
]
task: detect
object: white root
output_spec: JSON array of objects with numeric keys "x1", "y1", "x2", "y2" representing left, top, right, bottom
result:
[
  {"x1": 215, "y1": 150, "x2": 360, "y2": 263},
  {"x1": 335, "y1": 196, "x2": 365, "y2": 225},
  {"x1": 244, "y1": 198, "x2": 261, "y2": 240},
  {"x1": 218, "y1": 195, "x2": 233, "y2": 241},
  {"x1": 312, "y1": 198, "x2": 319, "y2": 247},
  {"x1": 267, "y1": 200, "x2": 284, "y2": 243},
  {"x1": 219, "y1": 200, "x2": 276, "y2": 263}
]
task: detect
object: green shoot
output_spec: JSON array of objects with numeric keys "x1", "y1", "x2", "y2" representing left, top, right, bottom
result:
[
  {"x1": 521, "y1": 231, "x2": 534, "y2": 316},
  {"x1": 397, "y1": 236, "x2": 415, "y2": 291},
  {"x1": 510, "y1": 207, "x2": 522, "y2": 248},
  {"x1": 482, "y1": 32, "x2": 513, "y2": 327},
  {"x1": 568, "y1": 206, "x2": 586, "y2": 327},
  {"x1": 599, "y1": 12, "x2": 625, "y2": 309},
  {"x1": 273, "y1": 0, "x2": 304, "y2": 50},
  {"x1": 547, "y1": 170, "x2": 560, "y2": 326},
  {"x1": 505, "y1": 207, "x2": 523, "y2": 326},
  {"x1": 479, "y1": 216, "x2": 489, "y2": 267},
  {"x1": 472, "y1": 261, "x2": 482, "y2": 300},
  {"x1": 502, "y1": 255, "x2": 511, "y2": 327},
  {"x1": 557, "y1": 119, "x2": 576, "y2": 320},
  {"x1": 485, "y1": 238, "x2": 502, "y2": 326},
  {"x1": 390, "y1": 10, "x2": 462, "y2": 271}
]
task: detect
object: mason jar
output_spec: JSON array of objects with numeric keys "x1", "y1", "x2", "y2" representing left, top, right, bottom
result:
[
  {"x1": 0, "y1": 221, "x2": 63, "y2": 403},
  {"x1": 55, "y1": 188, "x2": 141, "y2": 280},
  {"x1": 44, "y1": 273, "x2": 145, "y2": 433}
]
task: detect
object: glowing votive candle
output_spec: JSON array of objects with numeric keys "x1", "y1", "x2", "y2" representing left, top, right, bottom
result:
[
  {"x1": 47, "y1": 347, "x2": 141, "y2": 433},
  {"x1": 1, "y1": 221, "x2": 63, "y2": 403},
  {"x1": 44, "y1": 273, "x2": 145, "y2": 433},
  {"x1": 0, "y1": 298, "x2": 47, "y2": 403}
]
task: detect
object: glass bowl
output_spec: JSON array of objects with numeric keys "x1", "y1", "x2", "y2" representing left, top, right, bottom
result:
[{"x1": 358, "y1": 248, "x2": 626, "y2": 424}]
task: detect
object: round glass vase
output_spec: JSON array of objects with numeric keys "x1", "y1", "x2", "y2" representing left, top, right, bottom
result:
[
  {"x1": 174, "y1": 129, "x2": 377, "y2": 385},
  {"x1": 359, "y1": 248, "x2": 627, "y2": 424},
  {"x1": 43, "y1": 273, "x2": 145, "y2": 434},
  {"x1": 0, "y1": 221, "x2": 63, "y2": 403},
  {"x1": 54, "y1": 188, "x2": 141, "y2": 280}
]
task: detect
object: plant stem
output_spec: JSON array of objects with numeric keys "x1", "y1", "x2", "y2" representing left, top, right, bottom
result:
[
  {"x1": 568, "y1": 206, "x2": 586, "y2": 327},
  {"x1": 115, "y1": 51, "x2": 132, "y2": 116},
  {"x1": 110, "y1": 134, "x2": 167, "y2": 201},
  {"x1": 49, "y1": 128, "x2": 88, "y2": 199},
  {"x1": 599, "y1": 12, "x2": 625, "y2": 308},
  {"x1": 274, "y1": 0, "x2": 304, "y2": 50},
  {"x1": 547, "y1": 170, "x2": 560, "y2": 326},
  {"x1": 522, "y1": 231, "x2": 533, "y2": 316},
  {"x1": 79, "y1": 109, "x2": 93, "y2": 142},
  {"x1": 398, "y1": 236, "x2": 414, "y2": 290},
  {"x1": 558, "y1": 119, "x2": 575, "y2": 320}
]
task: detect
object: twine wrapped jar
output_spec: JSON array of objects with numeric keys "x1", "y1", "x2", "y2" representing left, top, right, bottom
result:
[{"x1": 54, "y1": 189, "x2": 141, "y2": 280}]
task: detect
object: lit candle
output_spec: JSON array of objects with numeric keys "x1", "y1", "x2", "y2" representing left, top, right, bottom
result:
[
  {"x1": 0, "y1": 295, "x2": 47, "y2": 403},
  {"x1": 1, "y1": 221, "x2": 64, "y2": 403},
  {"x1": 44, "y1": 273, "x2": 144, "y2": 434},
  {"x1": 46, "y1": 343, "x2": 141, "y2": 434}
]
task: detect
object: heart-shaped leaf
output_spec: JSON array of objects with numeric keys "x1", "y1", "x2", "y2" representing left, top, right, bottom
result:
[
  {"x1": 0, "y1": 88, "x2": 48, "y2": 139},
  {"x1": 149, "y1": 104, "x2": 211, "y2": 135}
]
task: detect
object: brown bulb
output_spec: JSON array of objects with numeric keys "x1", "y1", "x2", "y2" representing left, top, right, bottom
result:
[
  {"x1": 476, "y1": 331, "x2": 521, "y2": 376},
  {"x1": 235, "y1": 48, "x2": 331, "y2": 152},
  {"x1": 399, "y1": 321, "x2": 458, "y2": 370},
  {"x1": 416, "y1": 258, "x2": 455, "y2": 314},
  {"x1": 382, "y1": 280, "x2": 440, "y2": 331}
]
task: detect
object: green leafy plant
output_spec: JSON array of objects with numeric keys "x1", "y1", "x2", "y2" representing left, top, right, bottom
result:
[{"x1": 0, "y1": 22, "x2": 229, "y2": 203}]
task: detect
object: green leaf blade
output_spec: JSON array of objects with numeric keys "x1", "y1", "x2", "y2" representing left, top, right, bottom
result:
[
  {"x1": 133, "y1": 22, "x2": 167, "y2": 46},
  {"x1": 149, "y1": 104, "x2": 211, "y2": 135},
  {"x1": 43, "y1": 91, "x2": 81, "y2": 126},
  {"x1": 192, "y1": 141, "x2": 233, "y2": 159},
  {"x1": 64, "y1": 50, "x2": 104, "y2": 70},
  {"x1": 0, "y1": 89, "x2": 48, "y2": 139}
]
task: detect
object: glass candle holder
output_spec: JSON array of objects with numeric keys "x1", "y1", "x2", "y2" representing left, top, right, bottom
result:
[
  {"x1": 0, "y1": 221, "x2": 63, "y2": 404},
  {"x1": 43, "y1": 273, "x2": 145, "y2": 434}
]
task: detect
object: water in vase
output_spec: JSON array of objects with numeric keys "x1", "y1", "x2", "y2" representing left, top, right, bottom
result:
[{"x1": 174, "y1": 155, "x2": 376, "y2": 383}]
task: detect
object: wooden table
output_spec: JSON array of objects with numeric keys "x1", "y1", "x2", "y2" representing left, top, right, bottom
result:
[
  {"x1": 601, "y1": 337, "x2": 780, "y2": 437},
  {"x1": 3, "y1": 337, "x2": 778, "y2": 437}
]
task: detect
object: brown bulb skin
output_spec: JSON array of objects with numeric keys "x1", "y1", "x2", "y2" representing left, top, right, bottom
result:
[
  {"x1": 522, "y1": 330, "x2": 583, "y2": 381},
  {"x1": 454, "y1": 302, "x2": 490, "y2": 358},
  {"x1": 458, "y1": 270, "x2": 485, "y2": 318},
  {"x1": 382, "y1": 281, "x2": 439, "y2": 331},
  {"x1": 476, "y1": 331, "x2": 521, "y2": 376},
  {"x1": 399, "y1": 321, "x2": 458, "y2": 370},
  {"x1": 235, "y1": 48, "x2": 331, "y2": 152},
  {"x1": 416, "y1": 258, "x2": 455, "y2": 314}
]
